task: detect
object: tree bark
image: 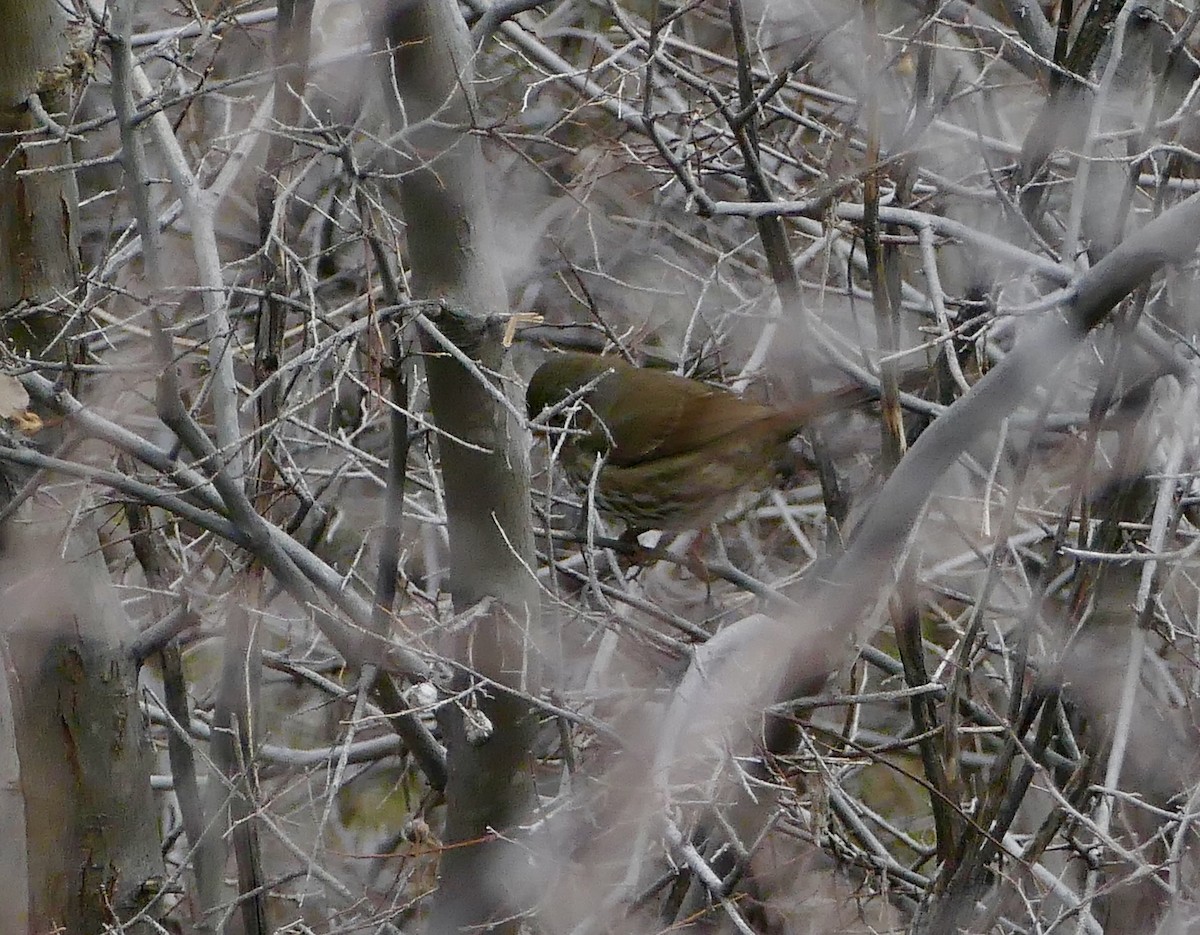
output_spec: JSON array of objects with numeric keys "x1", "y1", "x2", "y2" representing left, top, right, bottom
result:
[
  {"x1": 0, "y1": 1, "x2": 165, "y2": 930},
  {"x1": 0, "y1": 511, "x2": 165, "y2": 934},
  {"x1": 383, "y1": 1, "x2": 542, "y2": 932},
  {"x1": 0, "y1": 0, "x2": 78, "y2": 312}
]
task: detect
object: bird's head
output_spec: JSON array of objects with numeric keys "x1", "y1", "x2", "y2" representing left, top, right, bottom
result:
[{"x1": 525, "y1": 352, "x2": 623, "y2": 419}]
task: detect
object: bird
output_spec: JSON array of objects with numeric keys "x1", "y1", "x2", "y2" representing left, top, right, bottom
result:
[{"x1": 526, "y1": 352, "x2": 880, "y2": 533}]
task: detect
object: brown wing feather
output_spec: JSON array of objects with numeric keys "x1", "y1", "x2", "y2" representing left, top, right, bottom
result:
[
  {"x1": 603, "y1": 390, "x2": 769, "y2": 465},
  {"x1": 587, "y1": 368, "x2": 769, "y2": 466},
  {"x1": 528, "y1": 352, "x2": 880, "y2": 468},
  {"x1": 603, "y1": 380, "x2": 881, "y2": 465}
]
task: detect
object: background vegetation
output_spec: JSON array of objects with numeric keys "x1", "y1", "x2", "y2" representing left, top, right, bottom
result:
[{"x1": 3, "y1": 0, "x2": 1200, "y2": 933}]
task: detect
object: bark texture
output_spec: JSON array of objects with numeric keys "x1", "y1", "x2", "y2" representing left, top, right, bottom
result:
[{"x1": 385, "y1": 1, "x2": 542, "y2": 931}]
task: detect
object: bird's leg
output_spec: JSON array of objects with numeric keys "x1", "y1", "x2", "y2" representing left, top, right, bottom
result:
[{"x1": 683, "y1": 527, "x2": 717, "y2": 588}]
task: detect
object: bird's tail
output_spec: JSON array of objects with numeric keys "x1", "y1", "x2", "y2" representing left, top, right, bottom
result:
[{"x1": 773, "y1": 382, "x2": 882, "y2": 437}]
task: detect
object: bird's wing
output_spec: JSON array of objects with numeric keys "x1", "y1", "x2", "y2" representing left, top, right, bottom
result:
[{"x1": 589, "y1": 371, "x2": 778, "y2": 467}]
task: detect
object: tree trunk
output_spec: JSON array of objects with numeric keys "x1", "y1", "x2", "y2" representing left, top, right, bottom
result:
[
  {"x1": 0, "y1": 0, "x2": 78, "y2": 314},
  {"x1": 0, "y1": 1, "x2": 165, "y2": 930},
  {"x1": 0, "y1": 511, "x2": 165, "y2": 934},
  {"x1": 383, "y1": 1, "x2": 542, "y2": 931}
]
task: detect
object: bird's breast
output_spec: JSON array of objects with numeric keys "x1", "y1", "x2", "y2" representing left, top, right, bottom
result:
[{"x1": 561, "y1": 434, "x2": 782, "y2": 530}]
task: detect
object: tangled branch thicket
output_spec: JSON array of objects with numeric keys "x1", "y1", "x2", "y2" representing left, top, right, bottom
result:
[{"x1": 5, "y1": 0, "x2": 1200, "y2": 932}]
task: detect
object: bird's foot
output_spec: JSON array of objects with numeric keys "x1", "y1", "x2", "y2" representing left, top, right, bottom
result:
[{"x1": 681, "y1": 530, "x2": 715, "y2": 584}]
